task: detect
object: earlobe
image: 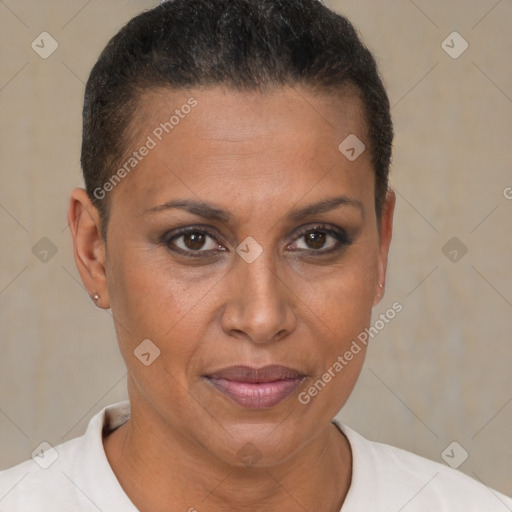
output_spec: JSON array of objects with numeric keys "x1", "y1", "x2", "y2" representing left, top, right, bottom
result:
[
  {"x1": 67, "y1": 188, "x2": 110, "y2": 309},
  {"x1": 373, "y1": 282, "x2": 385, "y2": 307}
]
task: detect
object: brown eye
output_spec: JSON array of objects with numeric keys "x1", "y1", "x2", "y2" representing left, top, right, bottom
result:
[
  {"x1": 165, "y1": 228, "x2": 225, "y2": 256},
  {"x1": 304, "y1": 231, "x2": 327, "y2": 250},
  {"x1": 182, "y1": 232, "x2": 207, "y2": 250},
  {"x1": 288, "y1": 225, "x2": 351, "y2": 253}
]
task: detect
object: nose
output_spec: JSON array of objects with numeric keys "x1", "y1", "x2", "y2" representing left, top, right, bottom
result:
[{"x1": 220, "y1": 247, "x2": 297, "y2": 344}]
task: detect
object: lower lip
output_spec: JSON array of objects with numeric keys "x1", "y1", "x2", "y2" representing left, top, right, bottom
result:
[{"x1": 205, "y1": 377, "x2": 304, "y2": 409}]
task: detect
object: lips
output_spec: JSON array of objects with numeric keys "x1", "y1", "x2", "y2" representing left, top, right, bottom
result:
[
  {"x1": 207, "y1": 364, "x2": 305, "y2": 382},
  {"x1": 204, "y1": 365, "x2": 306, "y2": 409}
]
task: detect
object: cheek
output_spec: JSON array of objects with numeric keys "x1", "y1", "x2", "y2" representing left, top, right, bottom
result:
[
  {"x1": 107, "y1": 249, "x2": 209, "y2": 407},
  {"x1": 294, "y1": 258, "x2": 375, "y2": 416},
  {"x1": 106, "y1": 241, "x2": 222, "y2": 362},
  {"x1": 293, "y1": 243, "x2": 378, "y2": 338},
  {"x1": 106, "y1": 241, "x2": 181, "y2": 345}
]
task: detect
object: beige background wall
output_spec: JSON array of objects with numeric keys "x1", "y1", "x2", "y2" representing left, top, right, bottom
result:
[{"x1": 1, "y1": 0, "x2": 511, "y2": 497}]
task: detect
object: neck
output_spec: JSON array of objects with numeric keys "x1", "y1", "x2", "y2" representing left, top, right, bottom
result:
[{"x1": 103, "y1": 401, "x2": 352, "y2": 512}]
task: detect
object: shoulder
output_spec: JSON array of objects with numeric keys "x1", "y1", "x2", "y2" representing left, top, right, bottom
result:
[
  {"x1": 335, "y1": 421, "x2": 512, "y2": 512},
  {"x1": 0, "y1": 401, "x2": 134, "y2": 512},
  {"x1": 0, "y1": 436, "x2": 86, "y2": 510}
]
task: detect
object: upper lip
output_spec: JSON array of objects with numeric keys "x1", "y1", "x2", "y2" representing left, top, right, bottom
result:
[{"x1": 205, "y1": 365, "x2": 306, "y2": 383}]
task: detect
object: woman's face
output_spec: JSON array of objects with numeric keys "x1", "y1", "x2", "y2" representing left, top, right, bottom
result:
[{"x1": 76, "y1": 85, "x2": 394, "y2": 467}]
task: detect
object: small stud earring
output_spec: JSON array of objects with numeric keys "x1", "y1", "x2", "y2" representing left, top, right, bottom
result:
[
  {"x1": 91, "y1": 292, "x2": 100, "y2": 302},
  {"x1": 379, "y1": 283, "x2": 384, "y2": 289}
]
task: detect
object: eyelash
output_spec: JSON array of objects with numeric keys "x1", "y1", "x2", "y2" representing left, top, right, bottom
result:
[{"x1": 161, "y1": 224, "x2": 352, "y2": 258}]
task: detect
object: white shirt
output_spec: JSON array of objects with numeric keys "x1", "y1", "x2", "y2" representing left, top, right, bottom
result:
[{"x1": 1, "y1": 401, "x2": 511, "y2": 511}]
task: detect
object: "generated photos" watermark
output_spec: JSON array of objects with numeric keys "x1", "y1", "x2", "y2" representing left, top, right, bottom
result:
[{"x1": 298, "y1": 302, "x2": 403, "y2": 405}]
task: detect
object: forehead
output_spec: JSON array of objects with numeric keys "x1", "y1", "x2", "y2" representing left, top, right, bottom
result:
[
  {"x1": 112, "y1": 85, "x2": 373, "y2": 219},
  {"x1": 134, "y1": 84, "x2": 366, "y2": 140}
]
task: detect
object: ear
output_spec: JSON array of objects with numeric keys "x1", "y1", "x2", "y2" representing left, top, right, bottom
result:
[
  {"x1": 373, "y1": 187, "x2": 396, "y2": 307},
  {"x1": 67, "y1": 188, "x2": 110, "y2": 309}
]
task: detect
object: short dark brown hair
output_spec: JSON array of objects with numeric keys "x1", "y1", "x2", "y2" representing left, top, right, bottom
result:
[{"x1": 81, "y1": 0, "x2": 393, "y2": 241}]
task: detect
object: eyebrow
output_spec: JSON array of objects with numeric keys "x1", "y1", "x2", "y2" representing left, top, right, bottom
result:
[
  {"x1": 142, "y1": 195, "x2": 364, "y2": 222},
  {"x1": 289, "y1": 195, "x2": 364, "y2": 221},
  {"x1": 143, "y1": 199, "x2": 233, "y2": 223}
]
